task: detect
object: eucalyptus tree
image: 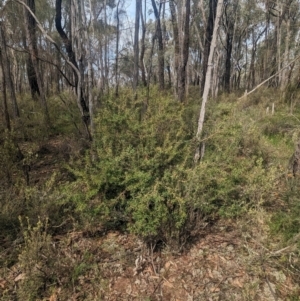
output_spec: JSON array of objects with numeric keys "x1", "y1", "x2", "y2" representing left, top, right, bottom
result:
[
  {"x1": 169, "y1": 0, "x2": 191, "y2": 102},
  {"x1": 24, "y1": 0, "x2": 50, "y2": 123},
  {"x1": 55, "y1": 0, "x2": 89, "y2": 117},
  {"x1": 139, "y1": 0, "x2": 147, "y2": 87},
  {"x1": 0, "y1": 21, "x2": 19, "y2": 118},
  {"x1": 115, "y1": 0, "x2": 121, "y2": 96},
  {"x1": 201, "y1": 0, "x2": 218, "y2": 93},
  {"x1": 151, "y1": 0, "x2": 164, "y2": 90},
  {"x1": 23, "y1": 0, "x2": 39, "y2": 99},
  {"x1": 0, "y1": 23, "x2": 11, "y2": 130},
  {"x1": 195, "y1": 0, "x2": 224, "y2": 162},
  {"x1": 133, "y1": 0, "x2": 141, "y2": 93},
  {"x1": 222, "y1": 0, "x2": 239, "y2": 93}
]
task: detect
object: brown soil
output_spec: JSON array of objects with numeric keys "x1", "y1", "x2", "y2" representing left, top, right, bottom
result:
[{"x1": 2, "y1": 216, "x2": 300, "y2": 300}]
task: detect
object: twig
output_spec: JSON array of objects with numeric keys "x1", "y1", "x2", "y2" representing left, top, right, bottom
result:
[
  {"x1": 239, "y1": 54, "x2": 300, "y2": 100},
  {"x1": 150, "y1": 242, "x2": 157, "y2": 275},
  {"x1": 265, "y1": 275, "x2": 278, "y2": 301}
]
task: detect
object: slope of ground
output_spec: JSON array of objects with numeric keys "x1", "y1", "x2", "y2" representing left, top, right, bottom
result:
[{"x1": 1, "y1": 213, "x2": 299, "y2": 300}]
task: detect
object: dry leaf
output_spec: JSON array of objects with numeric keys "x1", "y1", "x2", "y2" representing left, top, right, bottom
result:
[
  {"x1": 165, "y1": 261, "x2": 172, "y2": 269},
  {"x1": 49, "y1": 293, "x2": 57, "y2": 301},
  {"x1": 14, "y1": 273, "x2": 26, "y2": 282},
  {"x1": 207, "y1": 268, "x2": 214, "y2": 279},
  {"x1": 231, "y1": 278, "x2": 244, "y2": 288},
  {"x1": 163, "y1": 280, "x2": 174, "y2": 288},
  {"x1": 0, "y1": 278, "x2": 7, "y2": 289}
]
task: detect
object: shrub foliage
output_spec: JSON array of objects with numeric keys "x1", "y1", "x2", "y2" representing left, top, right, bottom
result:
[{"x1": 63, "y1": 91, "x2": 283, "y2": 247}]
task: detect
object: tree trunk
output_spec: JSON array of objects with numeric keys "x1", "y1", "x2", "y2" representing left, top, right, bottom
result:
[
  {"x1": 201, "y1": 0, "x2": 218, "y2": 93},
  {"x1": 80, "y1": 0, "x2": 93, "y2": 139},
  {"x1": 178, "y1": 0, "x2": 190, "y2": 102},
  {"x1": 281, "y1": 9, "x2": 291, "y2": 90},
  {"x1": 151, "y1": 0, "x2": 164, "y2": 90},
  {"x1": 115, "y1": 0, "x2": 120, "y2": 97},
  {"x1": 223, "y1": 1, "x2": 236, "y2": 93},
  {"x1": 23, "y1": 36, "x2": 40, "y2": 99},
  {"x1": 140, "y1": 0, "x2": 147, "y2": 87},
  {"x1": 195, "y1": 0, "x2": 224, "y2": 162},
  {"x1": 0, "y1": 42, "x2": 11, "y2": 131},
  {"x1": 0, "y1": 22, "x2": 19, "y2": 118},
  {"x1": 169, "y1": 0, "x2": 180, "y2": 95},
  {"x1": 133, "y1": 0, "x2": 141, "y2": 94},
  {"x1": 104, "y1": 0, "x2": 109, "y2": 92},
  {"x1": 55, "y1": 0, "x2": 89, "y2": 119},
  {"x1": 24, "y1": 0, "x2": 50, "y2": 124},
  {"x1": 22, "y1": 0, "x2": 40, "y2": 99}
]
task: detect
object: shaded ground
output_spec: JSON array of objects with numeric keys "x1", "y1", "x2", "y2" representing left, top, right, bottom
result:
[{"x1": 1, "y1": 216, "x2": 299, "y2": 300}]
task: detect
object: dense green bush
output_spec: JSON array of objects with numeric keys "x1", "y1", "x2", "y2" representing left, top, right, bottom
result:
[
  {"x1": 64, "y1": 92, "x2": 193, "y2": 245},
  {"x1": 1, "y1": 87, "x2": 295, "y2": 248},
  {"x1": 63, "y1": 91, "x2": 285, "y2": 247}
]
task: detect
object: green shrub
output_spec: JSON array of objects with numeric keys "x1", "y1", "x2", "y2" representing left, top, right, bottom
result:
[
  {"x1": 63, "y1": 91, "x2": 283, "y2": 247},
  {"x1": 17, "y1": 218, "x2": 56, "y2": 301},
  {"x1": 63, "y1": 92, "x2": 193, "y2": 245}
]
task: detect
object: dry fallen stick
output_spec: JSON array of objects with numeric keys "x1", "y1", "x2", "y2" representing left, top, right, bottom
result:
[{"x1": 239, "y1": 54, "x2": 300, "y2": 100}]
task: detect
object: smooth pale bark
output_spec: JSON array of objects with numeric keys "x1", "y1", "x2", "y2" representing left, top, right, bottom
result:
[
  {"x1": 146, "y1": 35, "x2": 156, "y2": 98},
  {"x1": 211, "y1": 50, "x2": 221, "y2": 98},
  {"x1": 0, "y1": 22, "x2": 19, "y2": 118},
  {"x1": 139, "y1": 1, "x2": 147, "y2": 87},
  {"x1": 277, "y1": 0, "x2": 282, "y2": 87},
  {"x1": 169, "y1": 0, "x2": 190, "y2": 101},
  {"x1": 115, "y1": 0, "x2": 120, "y2": 96},
  {"x1": 104, "y1": 0, "x2": 109, "y2": 92},
  {"x1": 281, "y1": 11, "x2": 291, "y2": 90},
  {"x1": 169, "y1": 0, "x2": 180, "y2": 95},
  {"x1": 133, "y1": 0, "x2": 141, "y2": 93},
  {"x1": 178, "y1": 0, "x2": 190, "y2": 102},
  {"x1": 201, "y1": 0, "x2": 218, "y2": 93},
  {"x1": 194, "y1": 0, "x2": 224, "y2": 163}
]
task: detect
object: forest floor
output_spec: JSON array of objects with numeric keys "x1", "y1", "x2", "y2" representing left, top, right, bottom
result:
[
  {"x1": 1, "y1": 136, "x2": 300, "y2": 301},
  {"x1": 2, "y1": 216, "x2": 299, "y2": 300}
]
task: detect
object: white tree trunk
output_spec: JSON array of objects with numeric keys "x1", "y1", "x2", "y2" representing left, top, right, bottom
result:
[
  {"x1": 81, "y1": 0, "x2": 94, "y2": 137},
  {"x1": 211, "y1": 50, "x2": 221, "y2": 99},
  {"x1": 194, "y1": 0, "x2": 224, "y2": 162},
  {"x1": 281, "y1": 16, "x2": 291, "y2": 90}
]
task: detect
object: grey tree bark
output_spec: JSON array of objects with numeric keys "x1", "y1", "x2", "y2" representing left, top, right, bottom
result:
[
  {"x1": 24, "y1": 0, "x2": 50, "y2": 124},
  {"x1": 169, "y1": 0, "x2": 180, "y2": 95},
  {"x1": 195, "y1": 0, "x2": 224, "y2": 162},
  {"x1": 177, "y1": 0, "x2": 190, "y2": 102},
  {"x1": 0, "y1": 22, "x2": 19, "y2": 118},
  {"x1": 80, "y1": 0, "x2": 94, "y2": 138},
  {"x1": 0, "y1": 39, "x2": 11, "y2": 131},
  {"x1": 201, "y1": 0, "x2": 218, "y2": 93},
  {"x1": 139, "y1": 0, "x2": 147, "y2": 87},
  {"x1": 151, "y1": 0, "x2": 164, "y2": 90},
  {"x1": 133, "y1": 0, "x2": 141, "y2": 94}
]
